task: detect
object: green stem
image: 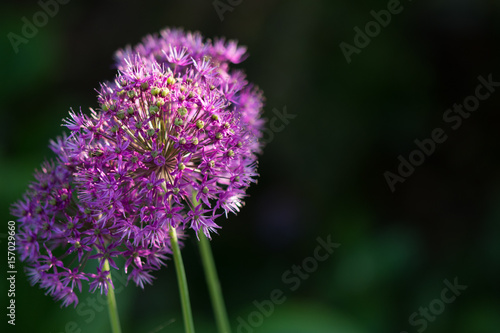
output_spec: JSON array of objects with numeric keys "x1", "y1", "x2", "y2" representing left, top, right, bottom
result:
[
  {"x1": 104, "y1": 259, "x2": 122, "y2": 333},
  {"x1": 169, "y1": 226, "x2": 196, "y2": 333},
  {"x1": 198, "y1": 231, "x2": 232, "y2": 333}
]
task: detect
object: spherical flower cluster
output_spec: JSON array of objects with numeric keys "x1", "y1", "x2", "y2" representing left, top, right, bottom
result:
[
  {"x1": 11, "y1": 28, "x2": 265, "y2": 307},
  {"x1": 11, "y1": 139, "x2": 173, "y2": 307}
]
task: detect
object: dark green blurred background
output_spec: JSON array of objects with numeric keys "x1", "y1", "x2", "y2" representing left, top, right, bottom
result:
[{"x1": 1, "y1": 0, "x2": 500, "y2": 332}]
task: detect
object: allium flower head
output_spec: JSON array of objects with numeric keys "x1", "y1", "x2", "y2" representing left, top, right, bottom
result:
[
  {"x1": 11, "y1": 27, "x2": 264, "y2": 307},
  {"x1": 65, "y1": 28, "x2": 265, "y2": 238},
  {"x1": 11, "y1": 141, "x2": 173, "y2": 307}
]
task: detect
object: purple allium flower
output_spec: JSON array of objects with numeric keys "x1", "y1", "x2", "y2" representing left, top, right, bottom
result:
[
  {"x1": 11, "y1": 158, "x2": 84, "y2": 307},
  {"x1": 64, "y1": 28, "x2": 265, "y2": 238},
  {"x1": 11, "y1": 28, "x2": 264, "y2": 308},
  {"x1": 11, "y1": 139, "x2": 175, "y2": 307}
]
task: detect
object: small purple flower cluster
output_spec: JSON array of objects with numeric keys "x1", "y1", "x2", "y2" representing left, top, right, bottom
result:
[{"x1": 11, "y1": 28, "x2": 265, "y2": 307}]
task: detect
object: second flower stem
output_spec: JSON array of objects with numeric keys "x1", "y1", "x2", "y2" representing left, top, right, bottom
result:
[
  {"x1": 104, "y1": 259, "x2": 122, "y2": 333},
  {"x1": 198, "y1": 231, "x2": 232, "y2": 333},
  {"x1": 169, "y1": 226, "x2": 196, "y2": 333}
]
